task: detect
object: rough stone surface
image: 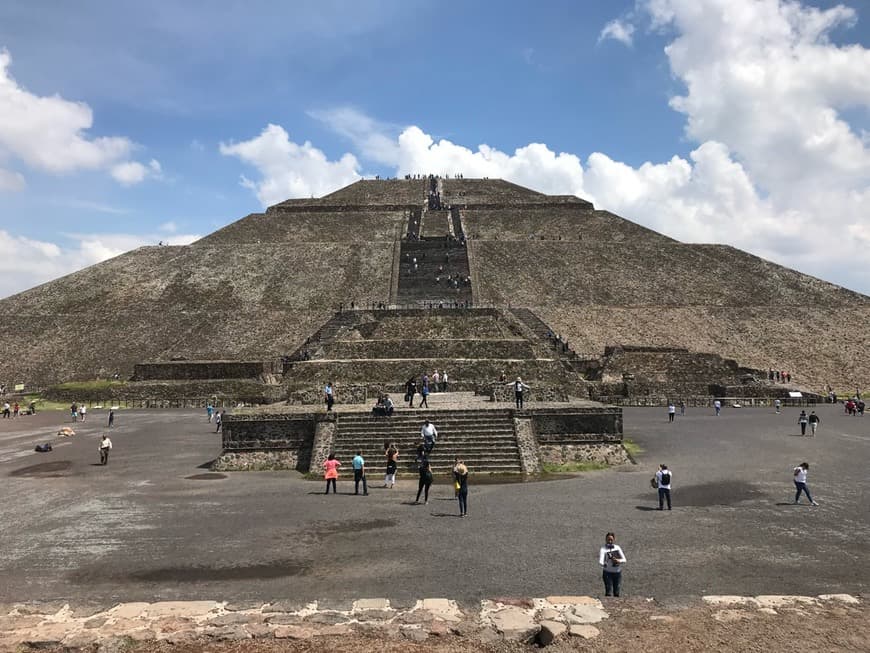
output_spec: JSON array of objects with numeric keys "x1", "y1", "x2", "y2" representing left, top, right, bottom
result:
[
  {"x1": 353, "y1": 598, "x2": 390, "y2": 611},
  {"x1": 273, "y1": 625, "x2": 315, "y2": 639},
  {"x1": 537, "y1": 620, "x2": 567, "y2": 646},
  {"x1": 489, "y1": 607, "x2": 539, "y2": 641},
  {"x1": 567, "y1": 603, "x2": 609, "y2": 624},
  {"x1": 568, "y1": 624, "x2": 600, "y2": 639}
]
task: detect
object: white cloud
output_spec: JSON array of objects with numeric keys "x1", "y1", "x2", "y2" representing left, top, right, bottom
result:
[
  {"x1": 0, "y1": 167, "x2": 25, "y2": 191},
  {"x1": 599, "y1": 19, "x2": 636, "y2": 46},
  {"x1": 0, "y1": 49, "x2": 158, "y2": 188},
  {"x1": 111, "y1": 161, "x2": 147, "y2": 185},
  {"x1": 0, "y1": 230, "x2": 200, "y2": 299},
  {"x1": 219, "y1": 123, "x2": 361, "y2": 206}
]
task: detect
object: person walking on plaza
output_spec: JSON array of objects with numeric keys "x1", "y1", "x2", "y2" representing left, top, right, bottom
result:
[
  {"x1": 679, "y1": 400, "x2": 685, "y2": 416},
  {"x1": 352, "y1": 450, "x2": 369, "y2": 495},
  {"x1": 324, "y1": 381, "x2": 335, "y2": 412},
  {"x1": 383, "y1": 442, "x2": 398, "y2": 488},
  {"x1": 207, "y1": 403, "x2": 214, "y2": 423},
  {"x1": 713, "y1": 399, "x2": 721, "y2": 416},
  {"x1": 421, "y1": 420, "x2": 438, "y2": 455},
  {"x1": 655, "y1": 464, "x2": 672, "y2": 510},
  {"x1": 419, "y1": 379, "x2": 430, "y2": 408},
  {"x1": 793, "y1": 462, "x2": 818, "y2": 505},
  {"x1": 415, "y1": 457, "x2": 433, "y2": 504},
  {"x1": 774, "y1": 398, "x2": 781, "y2": 414},
  {"x1": 98, "y1": 434, "x2": 112, "y2": 465},
  {"x1": 405, "y1": 377, "x2": 417, "y2": 408},
  {"x1": 508, "y1": 377, "x2": 530, "y2": 410},
  {"x1": 71, "y1": 403, "x2": 78, "y2": 422},
  {"x1": 108, "y1": 409, "x2": 115, "y2": 428},
  {"x1": 442, "y1": 370, "x2": 448, "y2": 392},
  {"x1": 668, "y1": 403, "x2": 676, "y2": 422},
  {"x1": 454, "y1": 459, "x2": 469, "y2": 517},
  {"x1": 214, "y1": 410, "x2": 224, "y2": 433},
  {"x1": 79, "y1": 404, "x2": 87, "y2": 422},
  {"x1": 599, "y1": 532, "x2": 626, "y2": 597},
  {"x1": 798, "y1": 409, "x2": 809, "y2": 436},
  {"x1": 433, "y1": 370, "x2": 441, "y2": 392},
  {"x1": 323, "y1": 453, "x2": 341, "y2": 494},
  {"x1": 808, "y1": 411, "x2": 820, "y2": 436}
]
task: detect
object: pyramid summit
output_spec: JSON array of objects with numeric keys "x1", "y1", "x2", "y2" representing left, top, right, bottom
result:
[{"x1": 1, "y1": 176, "x2": 867, "y2": 398}]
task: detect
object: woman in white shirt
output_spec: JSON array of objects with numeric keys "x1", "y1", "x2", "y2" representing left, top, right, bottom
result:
[{"x1": 598, "y1": 532, "x2": 626, "y2": 597}]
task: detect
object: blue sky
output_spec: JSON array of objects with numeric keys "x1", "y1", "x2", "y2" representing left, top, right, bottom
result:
[{"x1": 1, "y1": 0, "x2": 869, "y2": 297}]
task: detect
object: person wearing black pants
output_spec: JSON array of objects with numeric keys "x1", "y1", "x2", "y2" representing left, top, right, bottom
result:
[
  {"x1": 454, "y1": 461, "x2": 468, "y2": 516},
  {"x1": 598, "y1": 532, "x2": 626, "y2": 597},
  {"x1": 507, "y1": 377, "x2": 530, "y2": 410},
  {"x1": 415, "y1": 458, "x2": 433, "y2": 504},
  {"x1": 655, "y1": 464, "x2": 672, "y2": 510}
]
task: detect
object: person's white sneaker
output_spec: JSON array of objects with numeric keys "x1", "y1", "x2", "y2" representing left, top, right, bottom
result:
[{"x1": 811, "y1": 501, "x2": 819, "y2": 506}]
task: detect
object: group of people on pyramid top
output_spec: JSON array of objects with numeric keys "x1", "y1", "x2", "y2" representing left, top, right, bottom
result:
[
  {"x1": 769, "y1": 369, "x2": 791, "y2": 383},
  {"x1": 405, "y1": 371, "x2": 449, "y2": 408}
]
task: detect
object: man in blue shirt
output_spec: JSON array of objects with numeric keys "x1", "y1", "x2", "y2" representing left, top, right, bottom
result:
[{"x1": 352, "y1": 451, "x2": 368, "y2": 495}]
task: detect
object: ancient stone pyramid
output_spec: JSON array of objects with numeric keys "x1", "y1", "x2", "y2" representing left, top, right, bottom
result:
[{"x1": 1, "y1": 177, "x2": 867, "y2": 391}]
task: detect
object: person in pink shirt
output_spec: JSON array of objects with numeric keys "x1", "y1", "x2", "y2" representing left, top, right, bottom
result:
[{"x1": 323, "y1": 453, "x2": 341, "y2": 494}]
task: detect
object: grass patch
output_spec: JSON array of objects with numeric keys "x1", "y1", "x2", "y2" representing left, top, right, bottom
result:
[
  {"x1": 542, "y1": 461, "x2": 610, "y2": 474},
  {"x1": 622, "y1": 439, "x2": 643, "y2": 458}
]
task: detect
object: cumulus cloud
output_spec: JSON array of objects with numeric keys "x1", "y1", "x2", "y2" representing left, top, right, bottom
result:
[
  {"x1": 598, "y1": 19, "x2": 635, "y2": 46},
  {"x1": 219, "y1": 124, "x2": 361, "y2": 206},
  {"x1": 0, "y1": 49, "x2": 159, "y2": 188},
  {"x1": 0, "y1": 230, "x2": 200, "y2": 299}
]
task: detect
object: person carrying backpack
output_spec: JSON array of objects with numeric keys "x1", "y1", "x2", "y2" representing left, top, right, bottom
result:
[
  {"x1": 798, "y1": 410, "x2": 809, "y2": 436},
  {"x1": 655, "y1": 464, "x2": 672, "y2": 510},
  {"x1": 808, "y1": 411, "x2": 820, "y2": 436}
]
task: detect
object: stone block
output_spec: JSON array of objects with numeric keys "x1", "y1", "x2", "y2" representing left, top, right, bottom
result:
[
  {"x1": 304, "y1": 612, "x2": 348, "y2": 625},
  {"x1": 273, "y1": 625, "x2": 315, "y2": 639},
  {"x1": 537, "y1": 620, "x2": 567, "y2": 646},
  {"x1": 128, "y1": 628, "x2": 156, "y2": 642},
  {"x1": 537, "y1": 608, "x2": 562, "y2": 621},
  {"x1": 146, "y1": 601, "x2": 219, "y2": 618},
  {"x1": 420, "y1": 599, "x2": 462, "y2": 622},
  {"x1": 208, "y1": 612, "x2": 260, "y2": 626},
  {"x1": 61, "y1": 631, "x2": 96, "y2": 648},
  {"x1": 265, "y1": 614, "x2": 304, "y2": 625},
  {"x1": 317, "y1": 624, "x2": 351, "y2": 636},
  {"x1": 400, "y1": 626, "x2": 427, "y2": 643},
  {"x1": 208, "y1": 625, "x2": 251, "y2": 641},
  {"x1": 225, "y1": 601, "x2": 266, "y2": 612},
  {"x1": 489, "y1": 606, "x2": 539, "y2": 642},
  {"x1": 262, "y1": 600, "x2": 309, "y2": 613},
  {"x1": 108, "y1": 603, "x2": 150, "y2": 620},
  {"x1": 568, "y1": 624, "x2": 600, "y2": 639},
  {"x1": 0, "y1": 616, "x2": 43, "y2": 631},
  {"x1": 354, "y1": 610, "x2": 394, "y2": 622},
  {"x1": 84, "y1": 616, "x2": 110, "y2": 630},
  {"x1": 353, "y1": 598, "x2": 390, "y2": 611},
  {"x1": 315, "y1": 598, "x2": 353, "y2": 612},
  {"x1": 545, "y1": 595, "x2": 600, "y2": 606},
  {"x1": 567, "y1": 603, "x2": 609, "y2": 624},
  {"x1": 245, "y1": 623, "x2": 273, "y2": 638},
  {"x1": 818, "y1": 594, "x2": 860, "y2": 604},
  {"x1": 752, "y1": 596, "x2": 818, "y2": 609}
]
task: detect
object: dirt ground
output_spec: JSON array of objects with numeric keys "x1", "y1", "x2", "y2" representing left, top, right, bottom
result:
[{"x1": 22, "y1": 600, "x2": 869, "y2": 653}]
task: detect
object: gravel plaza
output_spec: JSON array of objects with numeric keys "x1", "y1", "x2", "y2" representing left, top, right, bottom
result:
[{"x1": 0, "y1": 403, "x2": 867, "y2": 608}]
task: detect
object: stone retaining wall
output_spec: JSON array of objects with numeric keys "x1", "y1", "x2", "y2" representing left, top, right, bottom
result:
[
  {"x1": 317, "y1": 339, "x2": 534, "y2": 360},
  {"x1": 539, "y1": 442, "x2": 630, "y2": 466},
  {"x1": 133, "y1": 361, "x2": 280, "y2": 381},
  {"x1": 45, "y1": 380, "x2": 282, "y2": 404}
]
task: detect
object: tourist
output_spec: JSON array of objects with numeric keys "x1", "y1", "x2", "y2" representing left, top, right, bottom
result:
[
  {"x1": 774, "y1": 398, "x2": 781, "y2": 414},
  {"x1": 442, "y1": 370, "x2": 449, "y2": 392},
  {"x1": 207, "y1": 403, "x2": 214, "y2": 422},
  {"x1": 323, "y1": 453, "x2": 341, "y2": 494},
  {"x1": 214, "y1": 410, "x2": 224, "y2": 433},
  {"x1": 599, "y1": 532, "x2": 626, "y2": 597},
  {"x1": 324, "y1": 381, "x2": 335, "y2": 412},
  {"x1": 405, "y1": 377, "x2": 417, "y2": 408},
  {"x1": 713, "y1": 399, "x2": 721, "y2": 416},
  {"x1": 415, "y1": 457, "x2": 433, "y2": 504},
  {"x1": 79, "y1": 404, "x2": 87, "y2": 422},
  {"x1": 71, "y1": 403, "x2": 78, "y2": 422},
  {"x1": 508, "y1": 377, "x2": 530, "y2": 410},
  {"x1": 108, "y1": 409, "x2": 115, "y2": 428},
  {"x1": 421, "y1": 420, "x2": 438, "y2": 455},
  {"x1": 454, "y1": 459, "x2": 469, "y2": 517},
  {"x1": 12, "y1": 402, "x2": 19, "y2": 418},
  {"x1": 433, "y1": 370, "x2": 441, "y2": 393},
  {"x1": 383, "y1": 442, "x2": 398, "y2": 488},
  {"x1": 793, "y1": 462, "x2": 818, "y2": 505},
  {"x1": 452, "y1": 457, "x2": 462, "y2": 497},
  {"x1": 352, "y1": 450, "x2": 369, "y2": 495},
  {"x1": 2, "y1": 402, "x2": 9, "y2": 418},
  {"x1": 798, "y1": 409, "x2": 809, "y2": 436},
  {"x1": 98, "y1": 434, "x2": 112, "y2": 465},
  {"x1": 679, "y1": 400, "x2": 686, "y2": 416},
  {"x1": 419, "y1": 379, "x2": 430, "y2": 408},
  {"x1": 655, "y1": 464, "x2": 672, "y2": 510},
  {"x1": 808, "y1": 411, "x2": 820, "y2": 436},
  {"x1": 383, "y1": 394, "x2": 394, "y2": 416},
  {"x1": 667, "y1": 402, "x2": 676, "y2": 422}
]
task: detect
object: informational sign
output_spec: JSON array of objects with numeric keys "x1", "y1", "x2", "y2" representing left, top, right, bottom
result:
[
  {"x1": 788, "y1": 391, "x2": 803, "y2": 398},
  {"x1": 14, "y1": 383, "x2": 25, "y2": 392}
]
